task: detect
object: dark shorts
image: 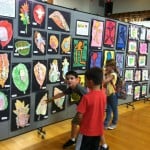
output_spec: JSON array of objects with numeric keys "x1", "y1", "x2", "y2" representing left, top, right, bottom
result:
[{"x1": 76, "y1": 134, "x2": 100, "y2": 150}]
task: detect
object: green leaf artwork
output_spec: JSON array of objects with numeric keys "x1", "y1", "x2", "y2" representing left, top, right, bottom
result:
[
  {"x1": 12, "y1": 63, "x2": 29, "y2": 94},
  {"x1": 0, "y1": 91, "x2": 8, "y2": 111},
  {"x1": 15, "y1": 41, "x2": 31, "y2": 56}
]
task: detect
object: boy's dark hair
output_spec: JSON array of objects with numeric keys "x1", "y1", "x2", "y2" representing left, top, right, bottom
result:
[
  {"x1": 85, "y1": 67, "x2": 103, "y2": 86},
  {"x1": 65, "y1": 70, "x2": 78, "y2": 78}
]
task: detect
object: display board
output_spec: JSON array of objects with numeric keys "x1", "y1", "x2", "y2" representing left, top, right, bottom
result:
[{"x1": 0, "y1": 0, "x2": 149, "y2": 140}]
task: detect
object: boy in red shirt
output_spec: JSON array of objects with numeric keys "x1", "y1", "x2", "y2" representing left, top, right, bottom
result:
[{"x1": 75, "y1": 67, "x2": 106, "y2": 150}]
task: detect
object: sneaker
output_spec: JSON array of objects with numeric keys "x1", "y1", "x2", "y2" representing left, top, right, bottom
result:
[
  {"x1": 99, "y1": 145, "x2": 109, "y2": 150},
  {"x1": 108, "y1": 124, "x2": 116, "y2": 130},
  {"x1": 63, "y1": 139, "x2": 76, "y2": 149},
  {"x1": 104, "y1": 126, "x2": 108, "y2": 130}
]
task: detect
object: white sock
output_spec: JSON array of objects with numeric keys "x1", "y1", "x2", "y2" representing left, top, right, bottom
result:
[
  {"x1": 102, "y1": 144, "x2": 108, "y2": 148},
  {"x1": 71, "y1": 138, "x2": 76, "y2": 141}
]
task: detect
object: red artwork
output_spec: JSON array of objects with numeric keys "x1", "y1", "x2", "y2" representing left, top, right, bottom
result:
[
  {"x1": 0, "y1": 20, "x2": 13, "y2": 48},
  {"x1": 33, "y1": 4, "x2": 45, "y2": 25}
]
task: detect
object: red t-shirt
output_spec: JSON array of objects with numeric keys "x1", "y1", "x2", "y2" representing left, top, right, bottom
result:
[{"x1": 77, "y1": 89, "x2": 106, "y2": 136}]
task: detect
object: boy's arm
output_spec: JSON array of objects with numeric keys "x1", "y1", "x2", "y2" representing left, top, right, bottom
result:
[
  {"x1": 76, "y1": 112, "x2": 83, "y2": 125},
  {"x1": 46, "y1": 92, "x2": 65, "y2": 103}
]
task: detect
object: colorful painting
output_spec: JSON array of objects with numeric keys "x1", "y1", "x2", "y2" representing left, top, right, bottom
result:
[
  {"x1": 11, "y1": 96, "x2": 30, "y2": 131},
  {"x1": 116, "y1": 52, "x2": 124, "y2": 75},
  {"x1": 128, "y1": 24, "x2": 139, "y2": 40},
  {"x1": 0, "y1": 18, "x2": 13, "y2": 50},
  {"x1": 72, "y1": 38, "x2": 88, "y2": 70},
  {"x1": 48, "y1": 8, "x2": 70, "y2": 32},
  {"x1": 126, "y1": 83, "x2": 133, "y2": 96},
  {"x1": 89, "y1": 51, "x2": 102, "y2": 68},
  {"x1": 18, "y1": 0, "x2": 32, "y2": 37},
  {"x1": 34, "y1": 90, "x2": 48, "y2": 121},
  {"x1": 51, "y1": 85, "x2": 66, "y2": 114},
  {"x1": 32, "y1": 3, "x2": 46, "y2": 29},
  {"x1": 90, "y1": 19, "x2": 104, "y2": 49},
  {"x1": 134, "y1": 69, "x2": 141, "y2": 82},
  {"x1": 126, "y1": 54, "x2": 136, "y2": 67},
  {"x1": 133, "y1": 84, "x2": 141, "y2": 100},
  {"x1": 60, "y1": 34, "x2": 71, "y2": 54},
  {"x1": 0, "y1": 89, "x2": 10, "y2": 121},
  {"x1": 48, "y1": 58, "x2": 61, "y2": 83},
  {"x1": 138, "y1": 55, "x2": 147, "y2": 67},
  {"x1": 11, "y1": 63, "x2": 31, "y2": 98},
  {"x1": 103, "y1": 49, "x2": 115, "y2": 67},
  {"x1": 14, "y1": 39, "x2": 31, "y2": 57},
  {"x1": 75, "y1": 20, "x2": 89, "y2": 36},
  {"x1": 125, "y1": 69, "x2": 134, "y2": 81},
  {"x1": 47, "y1": 33, "x2": 59, "y2": 54},
  {"x1": 142, "y1": 69, "x2": 149, "y2": 81},
  {"x1": 116, "y1": 23, "x2": 127, "y2": 50},
  {"x1": 61, "y1": 56, "x2": 70, "y2": 82},
  {"x1": 33, "y1": 30, "x2": 47, "y2": 55},
  {"x1": 139, "y1": 26, "x2": 146, "y2": 41},
  {"x1": 141, "y1": 83, "x2": 148, "y2": 98},
  {"x1": 139, "y1": 41, "x2": 148, "y2": 55},
  {"x1": 127, "y1": 40, "x2": 138, "y2": 53},
  {"x1": 146, "y1": 28, "x2": 150, "y2": 41},
  {"x1": 32, "y1": 60, "x2": 47, "y2": 92},
  {"x1": 103, "y1": 20, "x2": 116, "y2": 48},
  {"x1": 0, "y1": 52, "x2": 11, "y2": 89},
  {"x1": 78, "y1": 74, "x2": 85, "y2": 87}
]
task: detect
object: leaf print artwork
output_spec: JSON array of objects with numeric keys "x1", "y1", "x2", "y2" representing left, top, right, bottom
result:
[
  {"x1": 20, "y1": 1, "x2": 30, "y2": 33},
  {"x1": 34, "y1": 62, "x2": 46, "y2": 88},
  {"x1": 13, "y1": 99, "x2": 30, "y2": 128},
  {"x1": 0, "y1": 53, "x2": 9, "y2": 88},
  {"x1": 12, "y1": 63, "x2": 29, "y2": 94},
  {"x1": 36, "y1": 93, "x2": 48, "y2": 120},
  {"x1": 0, "y1": 91, "x2": 8, "y2": 111}
]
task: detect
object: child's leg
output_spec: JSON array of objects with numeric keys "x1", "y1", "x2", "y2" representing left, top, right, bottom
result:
[
  {"x1": 63, "y1": 113, "x2": 80, "y2": 148},
  {"x1": 99, "y1": 134, "x2": 109, "y2": 150},
  {"x1": 71, "y1": 123, "x2": 80, "y2": 139}
]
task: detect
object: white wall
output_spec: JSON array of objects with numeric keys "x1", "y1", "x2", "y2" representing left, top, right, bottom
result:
[
  {"x1": 53, "y1": 0, "x2": 104, "y2": 16},
  {"x1": 113, "y1": 0, "x2": 150, "y2": 13}
]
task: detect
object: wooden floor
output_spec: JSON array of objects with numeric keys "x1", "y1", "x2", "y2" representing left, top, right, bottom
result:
[{"x1": 0, "y1": 100, "x2": 150, "y2": 150}]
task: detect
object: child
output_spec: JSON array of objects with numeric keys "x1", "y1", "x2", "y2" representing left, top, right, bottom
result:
[
  {"x1": 103, "y1": 59, "x2": 118, "y2": 130},
  {"x1": 75, "y1": 67, "x2": 107, "y2": 150},
  {"x1": 47, "y1": 70, "x2": 88, "y2": 149}
]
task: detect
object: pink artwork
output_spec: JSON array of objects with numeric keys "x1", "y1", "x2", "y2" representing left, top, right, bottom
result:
[
  {"x1": 91, "y1": 20, "x2": 104, "y2": 48},
  {"x1": 139, "y1": 42, "x2": 148, "y2": 54}
]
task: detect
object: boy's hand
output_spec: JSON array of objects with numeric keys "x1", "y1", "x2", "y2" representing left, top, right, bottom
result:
[{"x1": 45, "y1": 98, "x2": 53, "y2": 103}]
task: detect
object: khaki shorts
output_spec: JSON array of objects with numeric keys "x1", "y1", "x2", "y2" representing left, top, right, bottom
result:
[{"x1": 72, "y1": 113, "x2": 80, "y2": 125}]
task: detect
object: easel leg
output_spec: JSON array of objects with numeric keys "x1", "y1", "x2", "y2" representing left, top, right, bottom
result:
[
  {"x1": 144, "y1": 97, "x2": 150, "y2": 103},
  {"x1": 126, "y1": 102, "x2": 135, "y2": 110},
  {"x1": 37, "y1": 127, "x2": 46, "y2": 139}
]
